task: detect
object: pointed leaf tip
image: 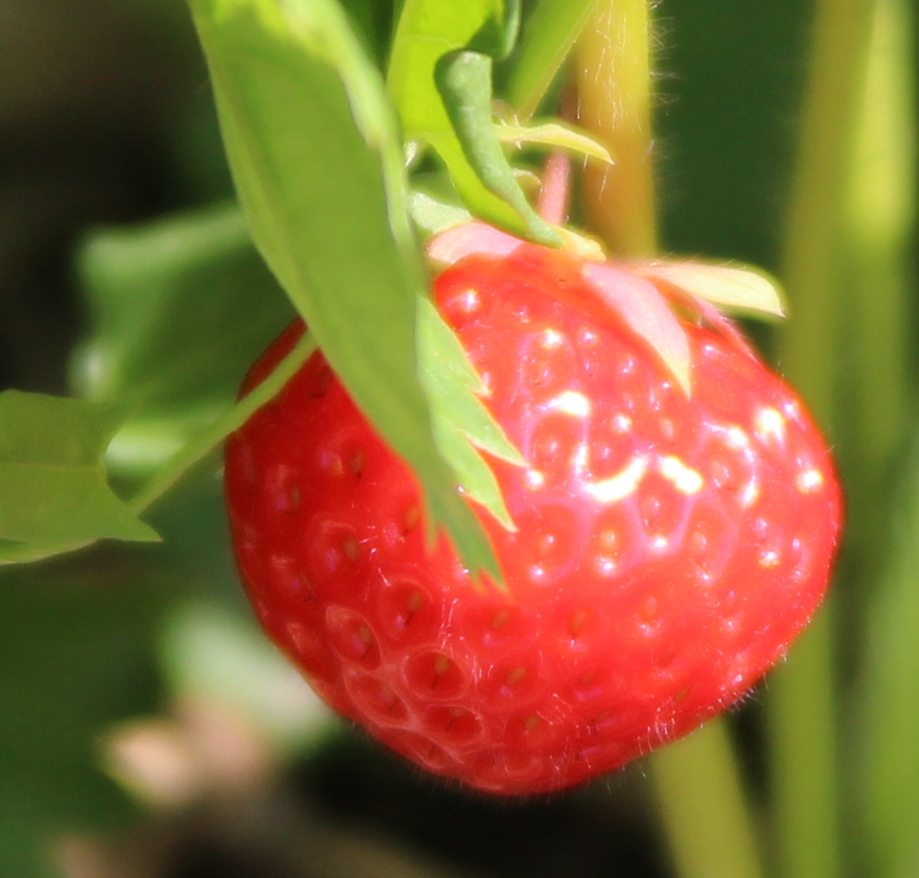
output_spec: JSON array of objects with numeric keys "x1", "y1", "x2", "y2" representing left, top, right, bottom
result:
[
  {"x1": 635, "y1": 261, "x2": 786, "y2": 320},
  {"x1": 496, "y1": 121, "x2": 614, "y2": 165}
]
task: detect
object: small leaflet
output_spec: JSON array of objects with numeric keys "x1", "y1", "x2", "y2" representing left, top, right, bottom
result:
[{"x1": 634, "y1": 261, "x2": 786, "y2": 319}]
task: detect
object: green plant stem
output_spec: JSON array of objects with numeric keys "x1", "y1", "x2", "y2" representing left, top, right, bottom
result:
[
  {"x1": 844, "y1": 0, "x2": 916, "y2": 874},
  {"x1": 573, "y1": 0, "x2": 656, "y2": 257},
  {"x1": 778, "y1": 0, "x2": 874, "y2": 420},
  {"x1": 650, "y1": 720, "x2": 765, "y2": 878},
  {"x1": 770, "y1": 2, "x2": 875, "y2": 877},
  {"x1": 842, "y1": 0, "x2": 914, "y2": 481},
  {"x1": 767, "y1": 608, "x2": 841, "y2": 878},
  {"x1": 128, "y1": 332, "x2": 316, "y2": 516}
]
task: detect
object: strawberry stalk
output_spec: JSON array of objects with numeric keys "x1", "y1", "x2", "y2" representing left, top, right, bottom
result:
[
  {"x1": 650, "y1": 722, "x2": 765, "y2": 878},
  {"x1": 573, "y1": 0, "x2": 657, "y2": 257},
  {"x1": 536, "y1": 151, "x2": 571, "y2": 226}
]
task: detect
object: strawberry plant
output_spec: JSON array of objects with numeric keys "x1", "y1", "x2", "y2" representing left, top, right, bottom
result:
[{"x1": 1, "y1": 0, "x2": 917, "y2": 877}]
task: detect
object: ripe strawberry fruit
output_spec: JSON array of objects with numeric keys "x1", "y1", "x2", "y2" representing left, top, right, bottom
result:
[{"x1": 225, "y1": 236, "x2": 841, "y2": 795}]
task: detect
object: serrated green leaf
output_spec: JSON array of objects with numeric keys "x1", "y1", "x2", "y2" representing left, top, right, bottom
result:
[
  {"x1": 418, "y1": 297, "x2": 525, "y2": 459},
  {"x1": 388, "y1": 0, "x2": 533, "y2": 236},
  {"x1": 582, "y1": 263, "x2": 692, "y2": 394},
  {"x1": 506, "y1": 0, "x2": 598, "y2": 120},
  {"x1": 0, "y1": 392, "x2": 158, "y2": 562},
  {"x1": 188, "y1": 0, "x2": 501, "y2": 579},
  {"x1": 635, "y1": 261, "x2": 787, "y2": 320},
  {"x1": 496, "y1": 120, "x2": 613, "y2": 164},
  {"x1": 436, "y1": 51, "x2": 562, "y2": 247},
  {"x1": 428, "y1": 428, "x2": 515, "y2": 531},
  {"x1": 417, "y1": 298, "x2": 523, "y2": 531}
]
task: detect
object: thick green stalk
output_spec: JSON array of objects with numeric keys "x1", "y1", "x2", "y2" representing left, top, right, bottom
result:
[
  {"x1": 767, "y1": 608, "x2": 841, "y2": 878},
  {"x1": 842, "y1": 0, "x2": 914, "y2": 481},
  {"x1": 573, "y1": 0, "x2": 656, "y2": 256},
  {"x1": 769, "y1": 1, "x2": 875, "y2": 877},
  {"x1": 778, "y1": 0, "x2": 874, "y2": 423},
  {"x1": 844, "y1": 0, "x2": 916, "y2": 874},
  {"x1": 650, "y1": 722, "x2": 765, "y2": 878}
]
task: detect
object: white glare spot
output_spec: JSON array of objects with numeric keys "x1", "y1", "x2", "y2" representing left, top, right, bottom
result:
[
  {"x1": 548, "y1": 390, "x2": 591, "y2": 417},
  {"x1": 457, "y1": 288, "x2": 480, "y2": 312},
  {"x1": 613, "y1": 413, "x2": 633, "y2": 433},
  {"x1": 526, "y1": 469, "x2": 545, "y2": 488},
  {"x1": 797, "y1": 469, "x2": 824, "y2": 493},
  {"x1": 741, "y1": 481, "x2": 761, "y2": 507},
  {"x1": 754, "y1": 407, "x2": 787, "y2": 446},
  {"x1": 660, "y1": 456, "x2": 704, "y2": 495},
  {"x1": 727, "y1": 426, "x2": 749, "y2": 448},
  {"x1": 651, "y1": 536, "x2": 669, "y2": 551},
  {"x1": 584, "y1": 456, "x2": 649, "y2": 503},
  {"x1": 542, "y1": 329, "x2": 564, "y2": 349},
  {"x1": 759, "y1": 550, "x2": 780, "y2": 568}
]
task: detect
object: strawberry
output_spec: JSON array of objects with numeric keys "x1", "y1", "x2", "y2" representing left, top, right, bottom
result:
[{"x1": 224, "y1": 233, "x2": 841, "y2": 796}]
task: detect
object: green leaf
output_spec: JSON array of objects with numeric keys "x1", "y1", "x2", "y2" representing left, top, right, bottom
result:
[
  {"x1": 496, "y1": 120, "x2": 613, "y2": 164},
  {"x1": 409, "y1": 189, "x2": 472, "y2": 237},
  {"x1": 0, "y1": 391, "x2": 158, "y2": 563},
  {"x1": 388, "y1": 0, "x2": 511, "y2": 128},
  {"x1": 635, "y1": 261, "x2": 786, "y2": 320},
  {"x1": 388, "y1": 0, "x2": 532, "y2": 235},
  {"x1": 506, "y1": 0, "x2": 598, "y2": 120},
  {"x1": 436, "y1": 51, "x2": 562, "y2": 247},
  {"x1": 73, "y1": 203, "x2": 295, "y2": 473},
  {"x1": 417, "y1": 298, "x2": 524, "y2": 530},
  {"x1": 469, "y1": 0, "x2": 521, "y2": 60},
  {"x1": 188, "y1": 0, "x2": 501, "y2": 578}
]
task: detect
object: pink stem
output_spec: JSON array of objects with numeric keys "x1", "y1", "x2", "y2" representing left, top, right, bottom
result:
[{"x1": 537, "y1": 151, "x2": 572, "y2": 225}]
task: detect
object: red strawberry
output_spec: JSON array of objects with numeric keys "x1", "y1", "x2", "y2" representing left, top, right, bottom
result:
[{"x1": 224, "y1": 235, "x2": 841, "y2": 795}]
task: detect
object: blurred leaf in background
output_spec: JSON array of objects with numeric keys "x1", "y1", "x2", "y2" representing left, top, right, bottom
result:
[
  {"x1": 72, "y1": 204, "x2": 294, "y2": 480},
  {"x1": 0, "y1": 562, "x2": 171, "y2": 878}
]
